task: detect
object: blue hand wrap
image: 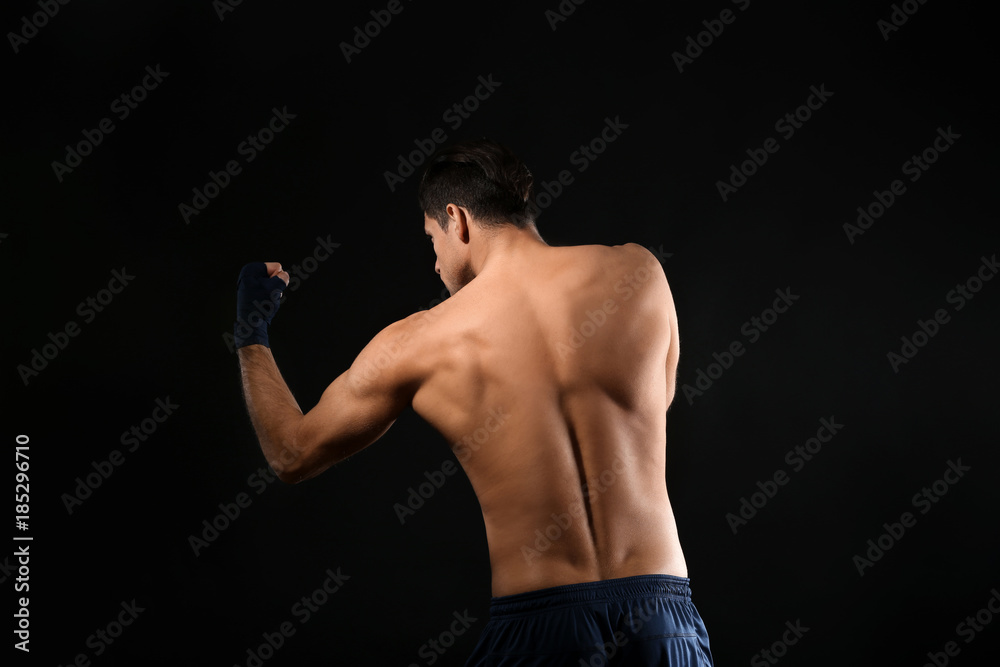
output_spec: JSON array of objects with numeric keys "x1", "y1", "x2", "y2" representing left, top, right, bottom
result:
[{"x1": 234, "y1": 262, "x2": 287, "y2": 349}]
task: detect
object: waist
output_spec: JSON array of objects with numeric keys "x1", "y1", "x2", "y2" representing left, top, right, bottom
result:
[{"x1": 488, "y1": 574, "x2": 693, "y2": 618}]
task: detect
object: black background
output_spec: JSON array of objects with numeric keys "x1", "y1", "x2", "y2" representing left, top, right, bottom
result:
[{"x1": 4, "y1": 0, "x2": 998, "y2": 665}]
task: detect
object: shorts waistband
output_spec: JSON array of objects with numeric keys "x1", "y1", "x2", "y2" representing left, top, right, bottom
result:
[{"x1": 489, "y1": 574, "x2": 692, "y2": 617}]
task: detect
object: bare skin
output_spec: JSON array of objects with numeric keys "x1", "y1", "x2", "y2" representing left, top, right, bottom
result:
[{"x1": 238, "y1": 204, "x2": 686, "y2": 597}]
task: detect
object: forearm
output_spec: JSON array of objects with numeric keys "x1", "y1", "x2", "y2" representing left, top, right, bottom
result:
[{"x1": 237, "y1": 344, "x2": 306, "y2": 480}]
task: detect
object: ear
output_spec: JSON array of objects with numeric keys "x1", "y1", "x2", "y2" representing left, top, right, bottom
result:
[{"x1": 446, "y1": 203, "x2": 472, "y2": 244}]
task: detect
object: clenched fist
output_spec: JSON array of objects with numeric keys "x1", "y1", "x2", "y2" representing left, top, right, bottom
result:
[{"x1": 234, "y1": 262, "x2": 290, "y2": 349}]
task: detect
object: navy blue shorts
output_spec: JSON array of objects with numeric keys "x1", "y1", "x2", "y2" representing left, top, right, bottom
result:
[{"x1": 464, "y1": 574, "x2": 714, "y2": 666}]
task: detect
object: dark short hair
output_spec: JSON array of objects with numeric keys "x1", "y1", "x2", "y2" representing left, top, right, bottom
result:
[{"x1": 417, "y1": 138, "x2": 535, "y2": 230}]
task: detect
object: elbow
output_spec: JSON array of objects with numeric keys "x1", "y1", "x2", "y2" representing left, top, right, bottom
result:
[
  {"x1": 271, "y1": 435, "x2": 337, "y2": 484},
  {"x1": 271, "y1": 456, "x2": 302, "y2": 484},
  {"x1": 275, "y1": 467, "x2": 303, "y2": 485},
  {"x1": 275, "y1": 459, "x2": 333, "y2": 485},
  {"x1": 270, "y1": 437, "x2": 313, "y2": 484}
]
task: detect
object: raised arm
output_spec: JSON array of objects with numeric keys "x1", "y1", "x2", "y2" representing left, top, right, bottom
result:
[
  {"x1": 233, "y1": 261, "x2": 421, "y2": 484},
  {"x1": 238, "y1": 319, "x2": 419, "y2": 483}
]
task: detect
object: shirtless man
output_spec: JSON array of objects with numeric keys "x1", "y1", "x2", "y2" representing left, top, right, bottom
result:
[{"x1": 234, "y1": 139, "x2": 714, "y2": 665}]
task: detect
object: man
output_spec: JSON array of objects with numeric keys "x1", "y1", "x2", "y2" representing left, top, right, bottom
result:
[{"x1": 234, "y1": 139, "x2": 713, "y2": 665}]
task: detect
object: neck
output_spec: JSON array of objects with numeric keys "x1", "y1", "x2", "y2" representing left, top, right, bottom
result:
[{"x1": 472, "y1": 223, "x2": 547, "y2": 275}]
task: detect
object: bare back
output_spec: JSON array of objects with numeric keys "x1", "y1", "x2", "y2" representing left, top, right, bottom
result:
[{"x1": 406, "y1": 242, "x2": 685, "y2": 597}]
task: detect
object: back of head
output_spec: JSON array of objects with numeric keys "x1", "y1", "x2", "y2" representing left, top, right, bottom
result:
[{"x1": 418, "y1": 139, "x2": 535, "y2": 230}]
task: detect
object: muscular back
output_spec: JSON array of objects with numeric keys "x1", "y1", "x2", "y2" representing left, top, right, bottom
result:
[{"x1": 403, "y1": 242, "x2": 686, "y2": 597}]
